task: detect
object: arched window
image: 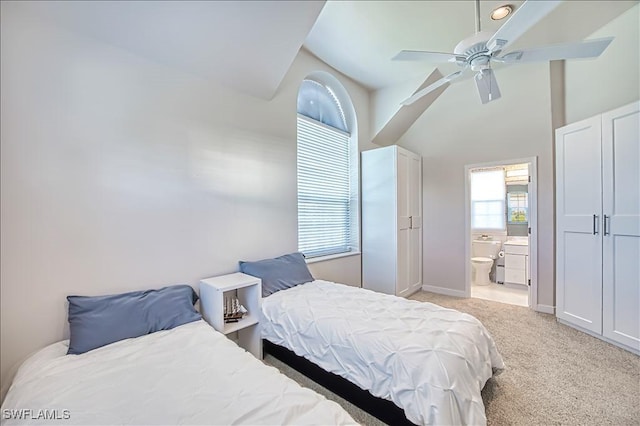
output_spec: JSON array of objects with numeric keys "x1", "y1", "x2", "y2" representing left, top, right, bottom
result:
[
  {"x1": 296, "y1": 76, "x2": 358, "y2": 258},
  {"x1": 297, "y1": 80, "x2": 347, "y2": 132}
]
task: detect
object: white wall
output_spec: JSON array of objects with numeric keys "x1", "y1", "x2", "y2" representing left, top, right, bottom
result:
[
  {"x1": 307, "y1": 254, "x2": 362, "y2": 286},
  {"x1": 398, "y1": 62, "x2": 555, "y2": 307},
  {"x1": 565, "y1": 4, "x2": 640, "y2": 123},
  {"x1": 0, "y1": 8, "x2": 373, "y2": 394}
]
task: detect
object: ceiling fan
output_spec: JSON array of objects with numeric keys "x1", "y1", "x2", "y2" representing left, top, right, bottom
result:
[{"x1": 393, "y1": 0, "x2": 614, "y2": 105}]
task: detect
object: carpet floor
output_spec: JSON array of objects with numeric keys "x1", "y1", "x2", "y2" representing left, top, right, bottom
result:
[{"x1": 264, "y1": 291, "x2": 640, "y2": 425}]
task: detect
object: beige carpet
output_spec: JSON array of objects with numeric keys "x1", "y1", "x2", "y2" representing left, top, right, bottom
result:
[{"x1": 264, "y1": 291, "x2": 640, "y2": 425}]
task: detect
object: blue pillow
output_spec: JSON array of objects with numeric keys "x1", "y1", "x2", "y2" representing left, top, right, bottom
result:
[
  {"x1": 67, "y1": 285, "x2": 201, "y2": 355},
  {"x1": 239, "y1": 252, "x2": 314, "y2": 297}
]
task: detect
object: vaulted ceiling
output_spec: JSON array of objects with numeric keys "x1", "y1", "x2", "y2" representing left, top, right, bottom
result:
[
  {"x1": 305, "y1": 0, "x2": 637, "y2": 142},
  {"x1": 304, "y1": 0, "x2": 637, "y2": 91},
  {"x1": 8, "y1": 0, "x2": 637, "y2": 104},
  {"x1": 7, "y1": 0, "x2": 325, "y2": 100}
]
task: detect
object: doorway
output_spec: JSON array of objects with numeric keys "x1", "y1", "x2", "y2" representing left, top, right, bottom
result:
[{"x1": 464, "y1": 157, "x2": 538, "y2": 309}]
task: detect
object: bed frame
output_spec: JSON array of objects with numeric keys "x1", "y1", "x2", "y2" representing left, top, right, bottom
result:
[{"x1": 263, "y1": 340, "x2": 415, "y2": 426}]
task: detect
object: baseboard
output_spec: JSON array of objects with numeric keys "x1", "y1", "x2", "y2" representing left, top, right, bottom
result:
[
  {"x1": 536, "y1": 304, "x2": 555, "y2": 314},
  {"x1": 504, "y1": 282, "x2": 528, "y2": 291},
  {"x1": 557, "y1": 318, "x2": 640, "y2": 356},
  {"x1": 421, "y1": 285, "x2": 467, "y2": 298}
]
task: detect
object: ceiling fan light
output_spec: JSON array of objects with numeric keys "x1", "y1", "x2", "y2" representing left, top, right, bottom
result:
[{"x1": 490, "y1": 5, "x2": 513, "y2": 20}]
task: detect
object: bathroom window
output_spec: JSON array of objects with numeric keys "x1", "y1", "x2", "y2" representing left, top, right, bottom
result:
[
  {"x1": 508, "y1": 192, "x2": 528, "y2": 223},
  {"x1": 470, "y1": 169, "x2": 506, "y2": 230}
]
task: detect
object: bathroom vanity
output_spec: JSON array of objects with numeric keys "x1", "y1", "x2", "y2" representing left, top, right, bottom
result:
[{"x1": 503, "y1": 239, "x2": 529, "y2": 289}]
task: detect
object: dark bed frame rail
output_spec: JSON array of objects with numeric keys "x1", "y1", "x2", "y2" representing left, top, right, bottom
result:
[{"x1": 263, "y1": 340, "x2": 415, "y2": 426}]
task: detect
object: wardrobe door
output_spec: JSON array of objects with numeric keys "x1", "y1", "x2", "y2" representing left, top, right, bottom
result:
[
  {"x1": 362, "y1": 146, "x2": 398, "y2": 296},
  {"x1": 602, "y1": 101, "x2": 640, "y2": 351},
  {"x1": 408, "y1": 151, "x2": 422, "y2": 293},
  {"x1": 555, "y1": 116, "x2": 603, "y2": 333},
  {"x1": 396, "y1": 147, "x2": 411, "y2": 297}
]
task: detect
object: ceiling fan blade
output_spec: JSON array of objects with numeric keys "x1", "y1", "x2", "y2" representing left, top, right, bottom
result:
[
  {"x1": 392, "y1": 50, "x2": 466, "y2": 64},
  {"x1": 496, "y1": 37, "x2": 614, "y2": 63},
  {"x1": 486, "y1": 0, "x2": 563, "y2": 54},
  {"x1": 401, "y1": 70, "x2": 465, "y2": 106},
  {"x1": 474, "y1": 69, "x2": 501, "y2": 104}
]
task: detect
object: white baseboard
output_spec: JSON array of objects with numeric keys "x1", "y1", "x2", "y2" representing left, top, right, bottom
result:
[
  {"x1": 557, "y1": 318, "x2": 640, "y2": 355},
  {"x1": 421, "y1": 285, "x2": 467, "y2": 298},
  {"x1": 536, "y1": 304, "x2": 555, "y2": 314}
]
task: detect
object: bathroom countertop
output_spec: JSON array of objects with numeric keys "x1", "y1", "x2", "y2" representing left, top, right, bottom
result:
[{"x1": 504, "y1": 238, "x2": 529, "y2": 246}]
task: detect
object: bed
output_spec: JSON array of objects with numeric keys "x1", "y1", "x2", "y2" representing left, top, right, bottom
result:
[
  {"x1": 1, "y1": 287, "x2": 356, "y2": 425},
  {"x1": 240, "y1": 253, "x2": 505, "y2": 426}
]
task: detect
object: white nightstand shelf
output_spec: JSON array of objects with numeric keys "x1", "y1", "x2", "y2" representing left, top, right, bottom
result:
[
  {"x1": 222, "y1": 314, "x2": 259, "y2": 335},
  {"x1": 199, "y1": 272, "x2": 262, "y2": 359}
]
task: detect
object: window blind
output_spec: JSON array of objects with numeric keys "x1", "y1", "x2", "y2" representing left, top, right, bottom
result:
[
  {"x1": 297, "y1": 114, "x2": 351, "y2": 258},
  {"x1": 470, "y1": 169, "x2": 506, "y2": 230}
]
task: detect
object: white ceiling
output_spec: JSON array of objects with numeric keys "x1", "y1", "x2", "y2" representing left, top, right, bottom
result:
[
  {"x1": 7, "y1": 0, "x2": 636, "y2": 98},
  {"x1": 304, "y1": 0, "x2": 638, "y2": 90},
  {"x1": 8, "y1": 0, "x2": 325, "y2": 100}
]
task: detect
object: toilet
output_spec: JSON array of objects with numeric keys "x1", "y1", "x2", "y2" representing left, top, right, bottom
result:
[{"x1": 471, "y1": 239, "x2": 502, "y2": 286}]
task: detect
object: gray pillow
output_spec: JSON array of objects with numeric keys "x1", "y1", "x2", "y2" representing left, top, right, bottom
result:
[
  {"x1": 67, "y1": 285, "x2": 201, "y2": 355},
  {"x1": 239, "y1": 252, "x2": 314, "y2": 297}
]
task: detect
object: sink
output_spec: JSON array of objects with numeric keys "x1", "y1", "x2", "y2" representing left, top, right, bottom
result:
[{"x1": 505, "y1": 237, "x2": 528, "y2": 246}]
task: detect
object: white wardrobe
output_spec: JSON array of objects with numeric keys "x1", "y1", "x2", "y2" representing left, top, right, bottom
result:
[
  {"x1": 362, "y1": 145, "x2": 422, "y2": 297},
  {"x1": 555, "y1": 101, "x2": 639, "y2": 354}
]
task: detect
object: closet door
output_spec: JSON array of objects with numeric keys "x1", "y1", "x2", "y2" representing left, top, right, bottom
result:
[
  {"x1": 396, "y1": 147, "x2": 411, "y2": 296},
  {"x1": 362, "y1": 146, "x2": 398, "y2": 295},
  {"x1": 602, "y1": 101, "x2": 640, "y2": 351},
  {"x1": 408, "y1": 151, "x2": 422, "y2": 293},
  {"x1": 556, "y1": 116, "x2": 603, "y2": 333}
]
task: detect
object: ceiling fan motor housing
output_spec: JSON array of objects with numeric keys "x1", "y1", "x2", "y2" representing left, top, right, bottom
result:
[{"x1": 454, "y1": 30, "x2": 496, "y2": 71}]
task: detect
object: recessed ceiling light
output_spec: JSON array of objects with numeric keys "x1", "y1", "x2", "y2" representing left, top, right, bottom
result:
[{"x1": 490, "y1": 5, "x2": 513, "y2": 20}]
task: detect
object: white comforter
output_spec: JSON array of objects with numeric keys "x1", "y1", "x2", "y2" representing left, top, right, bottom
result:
[
  {"x1": 261, "y1": 280, "x2": 505, "y2": 426},
  {"x1": 1, "y1": 320, "x2": 356, "y2": 425}
]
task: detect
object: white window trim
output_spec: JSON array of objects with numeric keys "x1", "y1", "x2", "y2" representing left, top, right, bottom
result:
[{"x1": 305, "y1": 250, "x2": 361, "y2": 264}]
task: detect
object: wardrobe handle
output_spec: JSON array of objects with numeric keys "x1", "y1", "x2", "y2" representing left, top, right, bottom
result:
[
  {"x1": 593, "y1": 214, "x2": 598, "y2": 235},
  {"x1": 604, "y1": 215, "x2": 609, "y2": 236}
]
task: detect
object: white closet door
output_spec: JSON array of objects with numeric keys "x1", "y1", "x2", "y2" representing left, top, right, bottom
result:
[
  {"x1": 602, "y1": 101, "x2": 640, "y2": 350},
  {"x1": 408, "y1": 152, "x2": 422, "y2": 292},
  {"x1": 362, "y1": 146, "x2": 398, "y2": 295},
  {"x1": 556, "y1": 116, "x2": 603, "y2": 333},
  {"x1": 396, "y1": 148, "x2": 411, "y2": 296}
]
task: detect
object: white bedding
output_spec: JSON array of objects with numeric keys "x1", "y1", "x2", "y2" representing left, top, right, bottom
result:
[
  {"x1": 261, "y1": 280, "x2": 505, "y2": 426},
  {"x1": 1, "y1": 320, "x2": 356, "y2": 425}
]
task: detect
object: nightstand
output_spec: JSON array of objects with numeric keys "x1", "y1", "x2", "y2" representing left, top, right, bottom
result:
[{"x1": 199, "y1": 272, "x2": 262, "y2": 359}]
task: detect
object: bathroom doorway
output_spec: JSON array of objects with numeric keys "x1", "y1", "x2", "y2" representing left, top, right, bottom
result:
[{"x1": 463, "y1": 157, "x2": 538, "y2": 309}]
